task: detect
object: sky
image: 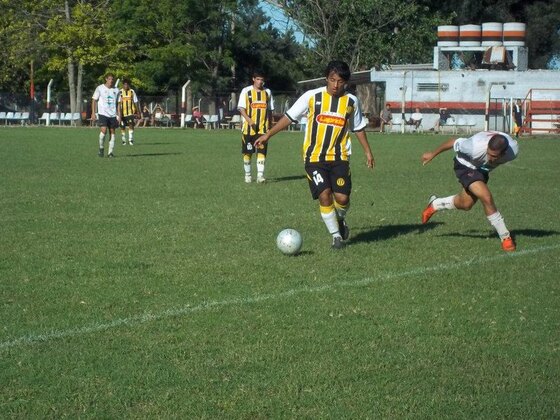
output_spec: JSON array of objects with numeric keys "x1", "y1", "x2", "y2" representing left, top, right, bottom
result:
[{"x1": 259, "y1": 1, "x2": 305, "y2": 43}]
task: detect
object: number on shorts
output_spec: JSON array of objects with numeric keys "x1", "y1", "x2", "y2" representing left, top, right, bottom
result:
[{"x1": 312, "y1": 171, "x2": 324, "y2": 185}]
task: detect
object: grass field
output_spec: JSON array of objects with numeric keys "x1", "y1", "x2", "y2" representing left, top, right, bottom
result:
[{"x1": 1, "y1": 126, "x2": 559, "y2": 418}]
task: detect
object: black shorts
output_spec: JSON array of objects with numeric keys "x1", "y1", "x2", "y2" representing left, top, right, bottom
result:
[
  {"x1": 242, "y1": 133, "x2": 268, "y2": 156},
  {"x1": 454, "y1": 158, "x2": 489, "y2": 190},
  {"x1": 305, "y1": 161, "x2": 351, "y2": 200},
  {"x1": 120, "y1": 115, "x2": 136, "y2": 128},
  {"x1": 97, "y1": 115, "x2": 119, "y2": 129}
]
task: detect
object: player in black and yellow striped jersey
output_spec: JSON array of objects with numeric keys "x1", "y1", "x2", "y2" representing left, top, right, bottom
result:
[
  {"x1": 118, "y1": 79, "x2": 139, "y2": 145},
  {"x1": 237, "y1": 70, "x2": 274, "y2": 183},
  {"x1": 255, "y1": 61, "x2": 375, "y2": 249}
]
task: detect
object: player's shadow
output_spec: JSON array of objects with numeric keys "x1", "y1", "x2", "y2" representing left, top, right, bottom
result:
[
  {"x1": 352, "y1": 222, "x2": 443, "y2": 243},
  {"x1": 124, "y1": 152, "x2": 183, "y2": 158},
  {"x1": 440, "y1": 228, "x2": 560, "y2": 239},
  {"x1": 267, "y1": 175, "x2": 307, "y2": 183},
  {"x1": 294, "y1": 250, "x2": 313, "y2": 257}
]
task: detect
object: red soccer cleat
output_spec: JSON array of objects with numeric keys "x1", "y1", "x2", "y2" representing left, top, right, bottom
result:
[
  {"x1": 421, "y1": 195, "x2": 437, "y2": 224},
  {"x1": 501, "y1": 236, "x2": 516, "y2": 252}
]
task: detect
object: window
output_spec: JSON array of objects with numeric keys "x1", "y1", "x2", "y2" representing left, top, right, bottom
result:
[{"x1": 417, "y1": 83, "x2": 449, "y2": 92}]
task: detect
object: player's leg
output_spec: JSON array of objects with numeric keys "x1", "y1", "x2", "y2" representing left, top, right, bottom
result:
[
  {"x1": 318, "y1": 189, "x2": 344, "y2": 248},
  {"x1": 108, "y1": 122, "x2": 117, "y2": 157},
  {"x1": 334, "y1": 193, "x2": 350, "y2": 241},
  {"x1": 98, "y1": 120, "x2": 108, "y2": 157},
  {"x1": 422, "y1": 187, "x2": 476, "y2": 224},
  {"x1": 242, "y1": 134, "x2": 254, "y2": 183},
  {"x1": 128, "y1": 120, "x2": 135, "y2": 145},
  {"x1": 331, "y1": 161, "x2": 352, "y2": 241},
  {"x1": 424, "y1": 161, "x2": 483, "y2": 223},
  {"x1": 256, "y1": 141, "x2": 268, "y2": 183},
  {"x1": 306, "y1": 163, "x2": 343, "y2": 249},
  {"x1": 467, "y1": 181, "x2": 514, "y2": 250},
  {"x1": 120, "y1": 119, "x2": 127, "y2": 145}
]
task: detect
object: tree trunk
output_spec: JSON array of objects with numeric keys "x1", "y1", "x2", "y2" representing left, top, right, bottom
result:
[
  {"x1": 67, "y1": 56, "x2": 77, "y2": 115},
  {"x1": 75, "y1": 62, "x2": 83, "y2": 126}
]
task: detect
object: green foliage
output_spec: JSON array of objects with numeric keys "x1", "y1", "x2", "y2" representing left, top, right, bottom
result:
[
  {"x1": 272, "y1": 0, "x2": 451, "y2": 70},
  {"x1": 42, "y1": 2, "x2": 112, "y2": 69}
]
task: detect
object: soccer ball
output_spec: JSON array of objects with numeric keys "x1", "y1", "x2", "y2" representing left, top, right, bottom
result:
[{"x1": 276, "y1": 229, "x2": 303, "y2": 256}]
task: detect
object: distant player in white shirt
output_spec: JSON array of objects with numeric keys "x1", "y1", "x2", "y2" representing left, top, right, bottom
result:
[
  {"x1": 421, "y1": 131, "x2": 519, "y2": 252},
  {"x1": 91, "y1": 73, "x2": 120, "y2": 158}
]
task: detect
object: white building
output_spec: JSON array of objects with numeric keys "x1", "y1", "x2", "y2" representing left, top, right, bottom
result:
[{"x1": 370, "y1": 67, "x2": 560, "y2": 134}]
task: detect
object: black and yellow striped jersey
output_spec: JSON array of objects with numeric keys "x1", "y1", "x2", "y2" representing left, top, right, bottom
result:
[
  {"x1": 286, "y1": 87, "x2": 366, "y2": 163},
  {"x1": 237, "y1": 86, "x2": 274, "y2": 135},
  {"x1": 118, "y1": 88, "x2": 138, "y2": 117}
]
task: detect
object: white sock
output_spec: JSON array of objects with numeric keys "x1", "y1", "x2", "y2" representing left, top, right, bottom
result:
[
  {"x1": 109, "y1": 134, "x2": 115, "y2": 154},
  {"x1": 98, "y1": 132, "x2": 105, "y2": 149},
  {"x1": 243, "y1": 156, "x2": 251, "y2": 176},
  {"x1": 121, "y1": 131, "x2": 126, "y2": 142},
  {"x1": 256, "y1": 156, "x2": 265, "y2": 178},
  {"x1": 320, "y1": 205, "x2": 340, "y2": 236},
  {"x1": 129, "y1": 130, "x2": 134, "y2": 142},
  {"x1": 433, "y1": 195, "x2": 456, "y2": 210},
  {"x1": 487, "y1": 211, "x2": 510, "y2": 240}
]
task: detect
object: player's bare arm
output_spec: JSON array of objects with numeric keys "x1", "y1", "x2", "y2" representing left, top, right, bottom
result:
[
  {"x1": 255, "y1": 115, "x2": 292, "y2": 147},
  {"x1": 91, "y1": 100, "x2": 97, "y2": 121},
  {"x1": 238, "y1": 108, "x2": 256, "y2": 130},
  {"x1": 354, "y1": 129, "x2": 375, "y2": 169},
  {"x1": 422, "y1": 138, "x2": 456, "y2": 165}
]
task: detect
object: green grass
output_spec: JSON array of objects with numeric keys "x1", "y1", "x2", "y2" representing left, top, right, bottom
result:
[{"x1": 1, "y1": 126, "x2": 559, "y2": 418}]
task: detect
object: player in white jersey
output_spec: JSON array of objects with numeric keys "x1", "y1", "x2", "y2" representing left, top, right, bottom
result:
[
  {"x1": 421, "y1": 131, "x2": 519, "y2": 251},
  {"x1": 91, "y1": 73, "x2": 120, "y2": 158}
]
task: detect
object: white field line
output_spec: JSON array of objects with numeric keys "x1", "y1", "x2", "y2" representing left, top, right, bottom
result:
[{"x1": 1, "y1": 243, "x2": 559, "y2": 351}]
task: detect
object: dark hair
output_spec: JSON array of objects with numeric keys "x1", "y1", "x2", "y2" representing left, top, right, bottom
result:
[
  {"x1": 105, "y1": 73, "x2": 114, "y2": 79},
  {"x1": 123, "y1": 78, "x2": 131, "y2": 85},
  {"x1": 324, "y1": 60, "x2": 351, "y2": 81},
  {"x1": 252, "y1": 69, "x2": 265, "y2": 78},
  {"x1": 488, "y1": 134, "x2": 508, "y2": 153}
]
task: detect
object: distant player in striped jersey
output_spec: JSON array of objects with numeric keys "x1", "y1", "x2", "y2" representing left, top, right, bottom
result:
[
  {"x1": 118, "y1": 79, "x2": 139, "y2": 145},
  {"x1": 421, "y1": 131, "x2": 519, "y2": 251},
  {"x1": 237, "y1": 70, "x2": 274, "y2": 183},
  {"x1": 255, "y1": 61, "x2": 375, "y2": 249}
]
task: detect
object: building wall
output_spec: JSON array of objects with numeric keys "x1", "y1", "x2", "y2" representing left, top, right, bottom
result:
[{"x1": 370, "y1": 69, "x2": 560, "y2": 132}]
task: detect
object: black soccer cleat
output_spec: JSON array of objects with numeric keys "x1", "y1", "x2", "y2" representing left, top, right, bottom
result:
[
  {"x1": 331, "y1": 236, "x2": 345, "y2": 250},
  {"x1": 98, "y1": 148, "x2": 104, "y2": 157},
  {"x1": 338, "y1": 219, "x2": 350, "y2": 241}
]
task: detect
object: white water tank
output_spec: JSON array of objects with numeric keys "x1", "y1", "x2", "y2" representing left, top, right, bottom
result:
[
  {"x1": 459, "y1": 24, "x2": 481, "y2": 46},
  {"x1": 503, "y1": 22, "x2": 526, "y2": 46},
  {"x1": 437, "y1": 25, "x2": 459, "y2": 46},
  {"x1": 481, "y1": 22, "x2": 503, "y2": 46}
]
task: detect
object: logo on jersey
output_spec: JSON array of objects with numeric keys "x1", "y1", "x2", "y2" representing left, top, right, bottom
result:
[
  {"x1": 316, "y1": 112, "x2": 345, "y2": 127},
  {"x1": 336, "y1": 177, "x2": 345, "y2": 186},
  {"x1": 251, "y1": 102, "x2": 267, "y2": 109}
]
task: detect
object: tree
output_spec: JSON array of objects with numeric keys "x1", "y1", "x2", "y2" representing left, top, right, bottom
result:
[
  {"x1": 41, "y1": 0, "x2": 121, "y2": 122},
  {"x1": 0, "y1": 0, "x2": 121, "y2": 123},
  {"x1": 266, "y1": 0, "x2": 449, "y2": 72}
]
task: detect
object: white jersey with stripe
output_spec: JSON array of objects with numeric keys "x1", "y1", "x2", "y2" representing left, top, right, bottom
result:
[
  {"x1": 92, "y1": 84, "x2": 119, "y2": 118},
  {"x1": 454, "y1": 130, "x2": 518, "y2": 172}
]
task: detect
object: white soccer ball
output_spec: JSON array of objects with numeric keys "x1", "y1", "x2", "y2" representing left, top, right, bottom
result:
[{"x1": 276, "y1": 229, "x2": 303, "y2": 255}]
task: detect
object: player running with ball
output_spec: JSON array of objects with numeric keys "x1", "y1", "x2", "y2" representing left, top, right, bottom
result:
[{"x1": 255, "y1": 60, "x2": 375, "y2": 249}]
